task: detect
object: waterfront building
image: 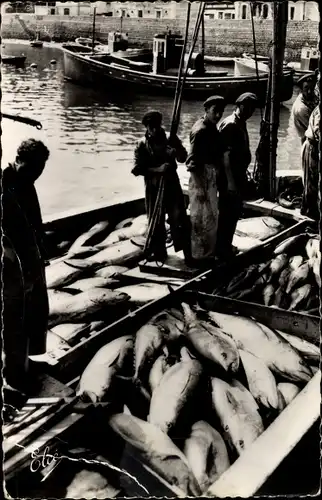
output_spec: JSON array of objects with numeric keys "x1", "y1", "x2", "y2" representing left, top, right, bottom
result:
[{"x1": 234, "y1": 1, "x2": 319, "y2": 21}]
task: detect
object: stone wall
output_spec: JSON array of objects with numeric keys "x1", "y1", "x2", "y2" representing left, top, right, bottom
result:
[{"x1": 2, "y1": 14, "x2": 319, "y2": 60}]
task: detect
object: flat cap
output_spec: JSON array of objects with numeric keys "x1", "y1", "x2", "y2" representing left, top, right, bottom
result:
[
  {"x1": 203, "y1": 95, "x2": 225, "y2": 109},
  {"x1": 142, "y1": 110, "x2": 163, "y2": 126},
  {"x1": 235, "y1": 92, "x2": 258, "y2": 105},
  {"x1": 297, "y1": 72, "x2": 317, "y2": 87}
]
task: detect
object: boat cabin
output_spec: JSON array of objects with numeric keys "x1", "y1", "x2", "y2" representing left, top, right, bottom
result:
[
  {"x1": 300, "y1": 46, "x2": 319, "y2": 71},
  {"x1": 108, "y1": 32, "x2": 129, "y2": 52}
]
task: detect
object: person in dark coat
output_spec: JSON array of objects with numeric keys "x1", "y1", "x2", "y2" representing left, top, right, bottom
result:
[
  {"x1": 186, "y1": 95, "x2": 226, "y2": 267},
  {"x1": 216, "y1": 92, "x2": 258, "y2": 259},
  {"x1": 2, "y1": 139, "x2": 50, "y2": 409},
  {"x1": 132, "y1": 111, "x2": 191, "y2": 264},
  {"x1": 301, "y1": 104, "x2": 320, "y2": 221},
  {"x1": 291, "y1": 73, "x2": 317, "y2": 144}
]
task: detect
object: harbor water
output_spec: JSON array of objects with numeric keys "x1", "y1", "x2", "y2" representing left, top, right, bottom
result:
[{"x1": 2, "y1": 41, "x2": 302, "y2": 217}]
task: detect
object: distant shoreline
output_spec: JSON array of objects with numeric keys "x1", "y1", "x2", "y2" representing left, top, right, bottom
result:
[{"x1": 2, "y1": 38, "x2": 64, "y2": 48}]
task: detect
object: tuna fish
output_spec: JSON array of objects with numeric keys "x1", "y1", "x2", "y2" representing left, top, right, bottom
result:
[
  {"x1": 67, "y1": 245, "x2": 101, "y2": 259},
  {"x1": 277, "y1": 389, "x2": 287, "y2": 412},
  {"x1": 232, "y1": 234, "x2": 260, "y2": 252},
  {"x1": 51, "y1": 323, "x2": 89, "y2": 345},
  {"x1": 289, "y1": 255, "x2": 304, "y2": 271},
  {"x1": 263, "y1": 284, "x2": 275, "y2": 306},
  {"x1": 148, "y1": 356, "x2": 203, "y2": 433},
  {"x1": 46, "y1": 330, "x2": 70, "y2": 354},
  {"x1": 273, "y1": 233, "x2": 309, "y2": 256},
  {"x1": 114, "y1": 217, "x2": 135, "y2": 230},
  {"x1": 211, "y1": 378, "x2": 264, "y2": 456},
  {"x1": 89, "y1": 320, "x2": 106, "y2": 333},
  {"x1": 46, "y1": 259, "x2": 94, "y2": 289},
  {"x1": 97, "y1": 217, "x2": 148, "y2": 248},
  {"x1": 199, "y1": 320, "x2": 240, "y2": 373},
  {"x1": 152, "y1": 311, "x2": 184, "y2": 341},
  {"x1": 183, "y1": 421, "x2": 230, "y2": 492},
  {"x1": 87, "y1": 240, "x2": 143, "y2": 267},
  {"x1": 235, "y1": 216, "x2": 283, "y2": 241},
  {"x1": 275, "y1": 331, "x2": 320, "y2": 363},
  {"x1": 306, "y1": 237, "x2": 320, "y2": 261},
  {"x1": 67, "y1": 220, "x2": 111, "y2": 255},
  {"x1": 239, "y1": 350, "x2": 279, "y2": 409},
  {"x1": 48, "y1": 289, "x2": 78, "y2": 315},
  {"x1": 277, "y1": 382, "x2": 301, "y2": 406},
  {"x1": 108, "y1": 413, "x2": 201, "y2": 496},
  {"x1": 278, "y1": 267, "x2": 291, "y2": 288},
  {"x1": 206, "y1": 312, "x2": 313, "y2": 383},
  {"x1": 289, "y1": 284, "x2": 311, "y2": 311},
  {"x1": 117, "y1": 283, "x2": 170, "y2": 306},
  {"x1": 182, "y1": 303, "x2": 239, "y2": 373},
  {"x1": 269, "y1": 253, "x2": 289, "y2": 277},
  {"x1": 134, "y1": 323, "x2": 166, "y2": 384},
  {"x1": 272, "y1": 286, "x2": 284, "y2": 308},
  {"x1": 65, "y1": 467, "x2": 121, "y2": 499},
  {"x1": 77, "y1": 335, "x2": 133, "y2": 403},
  {"x1": 48, "y1": 288, "x2": 129, "y2": 327},
  {"x1": 286, "y1": 262, "x2": 310, "y2": 294},
  {"x1": 148, "y1": 354, "x2": 172, "y2": 393},
  {"x1": 312, "y1": 256, "x2": 321, "y2": 288},
  {"x1": 66, "y1": 276, "x2": 119, "y2": 293},
  {"x1": 95, "y1": 265, "x2": 129, "y2": 279}
]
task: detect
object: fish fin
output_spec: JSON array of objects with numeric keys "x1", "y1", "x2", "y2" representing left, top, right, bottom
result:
[
  {"x1": 109, "y1": 353, "x2": 122, "y2": 367},
  {"x1": 179, "y1": 373, "x2": 193, "y2": 397},
  {"x1": 167, "y1": 284, "x2": 176, "y2": 294}
]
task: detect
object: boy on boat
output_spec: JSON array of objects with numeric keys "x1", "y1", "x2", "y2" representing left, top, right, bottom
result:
[
  {"x1": 132, "y1": 110, "x2": 192, "y2": 265},
  {"x1": 291, "y1": 72, "x2": 317, "y2": 145},
  {"x1": 186, "y1": 95, "x2": 226, "y2": 267},
  {"x1": 216, "y1": 92, "x2": 258, "y2": 260}
]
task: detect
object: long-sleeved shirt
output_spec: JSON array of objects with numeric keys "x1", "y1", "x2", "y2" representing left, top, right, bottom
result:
[
  {"x1": 291, "y1": 93, "x2": 316, "y2": 144},
  {"x1": 186, "y1": 116, "x2": 222, "y2": 172}
]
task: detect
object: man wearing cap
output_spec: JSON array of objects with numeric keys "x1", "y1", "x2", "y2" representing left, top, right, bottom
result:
[
  {"x1": 291, "y1": 72, "x2": 317, "y2": 144},
  {"x1": 186, "y1": 95, "x2": 226, "y2": 266},
  {"x1": 216, "y1": 92, "x2": 258, "y2": 259},
  {"x1": 132, "y1": 110, "x2": 191, "y2": 264}
]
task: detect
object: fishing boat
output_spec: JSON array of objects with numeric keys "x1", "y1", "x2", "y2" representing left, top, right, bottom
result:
[
  {"x1": 1, "y1": 55, "x2": 26, "y2": 66},
  {"x1": 234, "y1": 56, "x2": 290, "y2": 76},
  {"x1": 287, "y1": 46, "x2": 319, "y2": 84},
  {"x1": 62, "y1": 38, "x2": 293, "y2": 103},
  {"x1": 30, "y1": 39, "x2": 43, "y2": 48}
]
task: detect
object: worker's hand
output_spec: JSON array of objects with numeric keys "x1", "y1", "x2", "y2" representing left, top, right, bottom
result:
[{"x1": 158, "y1": 163, "x2": 172, "y2": 174}]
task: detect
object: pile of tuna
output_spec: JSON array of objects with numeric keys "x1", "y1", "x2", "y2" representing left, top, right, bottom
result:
[
  {"x1": 213, "y1": 232, "x2": 320, "y2": 315},
  {"x1": 45, "y1": 215, "x2": 171, "y2": 358},
  {"x1": 74, "y1": 301, "x2": 319, "y2": 496}
]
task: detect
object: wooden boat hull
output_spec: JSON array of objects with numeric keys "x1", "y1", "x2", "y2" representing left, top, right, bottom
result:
[
  {"x1": 30, "y1": 41, "x2": 43, "y2": 48},
  {"x1": 2, "y1": 55, "x2": 26, "y2": 66},
  {"x1": 63, "y1": 47, "x2": 294, "y2": 103}
]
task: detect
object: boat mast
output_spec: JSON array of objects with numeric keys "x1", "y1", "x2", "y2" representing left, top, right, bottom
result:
[
  {"x1": 268, "y1": 1, "x2": 288, "y2": 200},
  {"x1": 91, "y1": 7, "x2": 97, "y2": 52}
]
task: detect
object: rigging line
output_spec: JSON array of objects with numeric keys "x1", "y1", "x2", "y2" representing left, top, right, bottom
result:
[{"x1": 250, "y1": 1, "x2": 263, "y2": 122}]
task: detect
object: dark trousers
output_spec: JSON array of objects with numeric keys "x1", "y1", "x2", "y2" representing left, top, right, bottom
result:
[
  {"x1": 301, "y1": 139, "x2": 320, "y2": 221},
  {"x1": 216, "y1": 191, "x2": 243, "y2": 257}
]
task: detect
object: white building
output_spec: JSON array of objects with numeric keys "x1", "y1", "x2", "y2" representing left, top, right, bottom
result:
[
  {"x1": 205, "y1": 2, "x2": 235, "y2": 20},
  {"x1": 106, "y1": 2, "x2": 177, "y2": 19},
  {"x1": 34, "y1": 2, "x2": 111, "y2": 16},
  {"x1": 234, "y1": 1, "x2": 319, "y2": 21}
]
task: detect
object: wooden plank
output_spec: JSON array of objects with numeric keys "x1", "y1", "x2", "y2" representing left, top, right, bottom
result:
[
  {"x1": 206, "y1": 372, "x2": 320, "y2": 498},
  {"x1": 123, "y1": 266, "x2": 185, "y2": 287},
  {"x1": 190, "y1": 292, "x2": 320, "y2": 344}
]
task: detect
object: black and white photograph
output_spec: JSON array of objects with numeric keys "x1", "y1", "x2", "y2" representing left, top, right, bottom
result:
[{"x1": 1, "y1": 1, "x2": 321, "y2": 498}]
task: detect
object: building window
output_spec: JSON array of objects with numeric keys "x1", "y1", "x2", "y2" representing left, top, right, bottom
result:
[
  {"x1": 48, "y1": 2, "x2": 56, "y2": 6},
  {"x1": 218, "y1": 12, "x2": 223, "y2": 19},
  {"x1": 232, "y1": 13, "x2": 235, "y2": 19},
  {"x1": 50, "y1": 8, "x2": 55, "y2": 15},
  {"x1": 138, "y1": 10, "x2": 143, "y2": 18},
  {"x1": 207, "y1": 14, "x2": 214, "y2": 20},
  {"x1": 64, "y1": 8, "x2": 70, "y2": 16},
  {"x1": 242, "y1": 5, "x2": 247, "y2": 19},
  {"x1": 156, "y1": 10, "x2": 161, "y2": 19},
  {"x1": 224, "y1": 13, "x2": 232, "y2": 19},
  {"x1": 290, "y1": 6, "x2": 295, "y2": 20},
  {"x1": 122, "y1": 10, "x2": 126, "y2": 17},
  {"x1": 263, "y1": 4, "x2": 269, "y2": 19}
]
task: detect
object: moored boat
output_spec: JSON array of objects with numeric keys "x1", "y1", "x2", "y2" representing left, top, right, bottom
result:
[
  {"x1": 30, "y1": 39, "x2": 43, "y2": 48},
  {"x1": 1, "y1": 55, "x2": 26, "y2": 66}
]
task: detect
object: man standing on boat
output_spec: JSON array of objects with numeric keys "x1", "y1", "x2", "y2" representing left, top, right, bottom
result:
[
  {"x1": 301, "y1": 102, "x2": 320, "y2": 221},
  {"x1": 186, "y1": 95, "x2": 226, "y2": 267},
  {"x1": 132, "y1": 111, "x2": 191, "y2": 265},
  {"x1": 291, "y1": 72, "x2": 317, "y2": 145},
  {"x1": 216, "y1": 92, "x2": 258, "y2": 260}
]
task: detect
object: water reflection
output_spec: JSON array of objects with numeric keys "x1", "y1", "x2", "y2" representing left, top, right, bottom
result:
[{"x1": 1, "y1": 41, "x2": 301, "y2": 216}]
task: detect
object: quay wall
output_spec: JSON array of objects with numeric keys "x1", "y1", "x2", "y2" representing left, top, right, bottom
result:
[{"x1": 1, "y1": 14, "x2": 319, "y2": 61}]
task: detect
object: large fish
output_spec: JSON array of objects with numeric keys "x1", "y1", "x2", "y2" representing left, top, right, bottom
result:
[
  {"x1": 289, "y1": 255, "x2": 304, "y2": 271},
  {"x1": 87, "y1": 240, "x2": 143, "y2": 267},
  {"x1": 97, "y1": 217, "x2": 148, "y2": 248},
  {"x1": 108, "y1": 413, "x2": 201, "y2": 496},
  {"x1": 207, "y1": 311, "x2": 312, "y2": 383},
  {"x1": 289, "y1": 284, "x2": 311, "y2": 311},
  {"x1": 211, "y1": 378, "x2": 264, "y2": 456},
  {"x1": 67, "y1": 220, "x2": 110, "y2": 255},
  {"x1": 278, "y1": 267, "x2": 292, "y2": 288},
  {"x1": 148, "y1": 352, "x2": 173, "y2": 393},
  {"x1": 286, "y1": 262, "x2": 310, "y2": 294},
  {"x1": 305, "y1": 237, "x2": 320, "y2": 261},
  {"x1": 263, "y1": 284, "x2": 275, "y2": 306},
  {"x1": 65, "y1": 467, "x2": 121, "y2": 499},
  {"x1": 148, "y1": 355, "x2": 203, "y2": 433},
  {"x1": 273, "y1": 233, "x2": 309, "y2": 256},
  {"x1": 77, "y1": 335, "x2": 133, "y2": 403},
  {"x1": 48, "y1": 289, "x2": 78, "y2": 315},
  {"x1": 182, "y1": 303, "x2": 239, "y2": 373},
  {"x1": 183, "y1": 421, "x2": 230, "y2": 492},
  {"x1": 65, "y1": 276, "x2": 119, "y2": 293},
  {"x1": 199, "y1": 320, "x2": 240, "y2": 373},
  {"x1": 275, "y1": 330, "x2": 320, "y2": 363},
  {"x1": 152, "y1": 311, "x2": 184, "y2": 341},
  {"x1": 134, "y1": 323, "x2": 166, "y2": 384},
  {"x1": 117, "y1": 283, "x2": 170, "y2": 306},
  {"x1": 46, "y1": 259, "x2": 94, "y2": 289},
  {"x1": 311, "y1": 255, "x2": 321, "y2": 288},
  {"x1": 268, "y1": 254, "x2": 288, "y2": 282},
  {"x1": 230, "y1": 379, "x2": 260, "y2": 413},
  {"x1": 46, "y1": 330, "x2": 70, "y2": 354},
  {"x1": 239, "y1": 350, "x2": 279, "y2": 409},
  {"x1": 48, "y1": 288, "x2": 129, "y2": 327},
  {"x1": 235, "y1": 216, "x2": 283, "y2": 241},
  {"x1": 115, "y1": 217, "x2": 135, "y2": 230},
  {"x1": 232, "y1": 234, "x2": 261, "y2": 252},
  {"x1": 51, "y1": 322, "x2": 89, "y2": 345},
  {"x1": 277, "y1": 382, "x2": 301, "y2": 406},
  {"x1": 95, "y1": 265, "x2": 129, "y2": 279}
]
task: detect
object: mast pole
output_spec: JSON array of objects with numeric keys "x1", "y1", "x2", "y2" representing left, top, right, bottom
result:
[{"x1": 91, "y1": 7, "x2": 97, "y2": 52}]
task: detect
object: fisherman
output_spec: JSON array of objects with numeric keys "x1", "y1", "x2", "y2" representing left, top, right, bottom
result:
[
  {"x1": 301, "y1": 103, "x2": 320, "y2": 221},
  {"x1": 291, "y1": 72, "x2": 317, "y2": 144},
  {"x1": 132, "y1": 110, "x2": 191, "y2": 264},
  {"x1": 2, "y1": 138, "x2": 50, "y2": 262},
  {"x1": 186, "y1": 95, "x2": 226, "y2": 267},
  {"x1": 2, "y1": 139, "x2": 50, "y2": 414},
  {"x1": 216, "y1": 92, "x2": 258, "y2": 259}
]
